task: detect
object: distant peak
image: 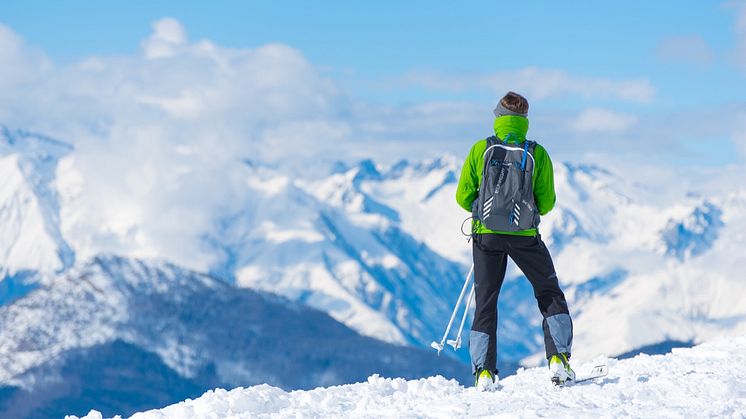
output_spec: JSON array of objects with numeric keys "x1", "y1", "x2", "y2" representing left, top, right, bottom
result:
[
  {"x1": 330, "y1": 160, "x2": 350, "y2": 174},
  {"x1": 388, "y1": 159, "x2": 410, "y2": 176},
  {"x1": 384, "y1": 155, "x2": 458, "y2": 179},
  {"x1": 419, "y1": 155, "x2": 457, "y2": 171},
  {"x1": 0, "y1": 125, "x2": 74, "y2": 159},
  {"x1": 353, "y1": 159, "x2": 382, "y2": 182},
  {"x1": 660, "y1": 200, "x2": 723, "y2": 261},
  {"x1": 560, "y1": 162, "x2": 613, "y2": 178}
]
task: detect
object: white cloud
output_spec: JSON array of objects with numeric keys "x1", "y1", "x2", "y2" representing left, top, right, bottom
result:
[
  {"x1": 137, "y1": 90, "x2": 206, "y2": 118},
  {"x1": 568, "y1": 108, "x2": 638, "y2": 134},
  {"x1": 0, "y1": 19, "x2": 354, "y2": 272},
  {"x1": 0, "y1": 24, "x2": 51, "y2": 89},
  {"x1": 141, "y1": 17, "x2": 188, "y2": 59},
  {"x1": 403, "y1": 68, "x2": 656, "y2": 103},
  {"x1": 656, "y1": 35, "x2": 714, "y2": 66},
  {"x1": 0, "y1": 20, "x2": 487, "y2": 273}
]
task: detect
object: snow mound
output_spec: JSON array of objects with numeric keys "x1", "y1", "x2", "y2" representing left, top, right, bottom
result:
[{"x1": 74, "y1": 334, "x2": 746, "y2": 419}]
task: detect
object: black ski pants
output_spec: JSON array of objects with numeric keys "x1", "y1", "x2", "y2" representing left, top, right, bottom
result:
[{"x1": 469, "y1": 233, "x2": 573, "y2": 376}]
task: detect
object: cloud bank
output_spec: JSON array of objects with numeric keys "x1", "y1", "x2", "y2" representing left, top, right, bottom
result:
[
  {"x1": 0, "y1": 17, "x2": 744, "y2": 273},
  {"x1": 569, "y1": 108, "x2": 638, "y2": 134},
  {"x1": 1, "y1": 18, "x2": 359, "y2": 270}
]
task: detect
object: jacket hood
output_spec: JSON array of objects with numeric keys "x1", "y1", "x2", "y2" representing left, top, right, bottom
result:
[{"x1": 493, "y1": 115, "x2": 529, "y2": 143}]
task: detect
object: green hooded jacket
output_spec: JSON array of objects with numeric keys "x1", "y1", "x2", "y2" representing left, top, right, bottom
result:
[{"x1": 455, "y1": 115, "x2": 556, "y2": 236}]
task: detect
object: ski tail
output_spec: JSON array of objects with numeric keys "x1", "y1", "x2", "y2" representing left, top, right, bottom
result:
[{"x1": 573, "y1": 364, "x2": 609, "y2": 384}]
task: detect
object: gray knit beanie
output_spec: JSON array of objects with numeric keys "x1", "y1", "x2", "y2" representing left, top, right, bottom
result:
[{"x1": 493, "y1": 102, "x2": 528, "y2": 118}]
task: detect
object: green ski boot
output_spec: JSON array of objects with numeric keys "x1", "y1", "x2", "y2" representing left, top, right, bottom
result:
[
  {"x1": 475, "y1": 368, "x2": 498, "y2": 392},
  {"x1": 549, "y1": 353, "x2": 576, "y2": 385}
]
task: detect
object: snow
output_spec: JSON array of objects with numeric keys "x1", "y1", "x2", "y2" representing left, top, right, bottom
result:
[
  {"x1": 73, "y1": 334, "x2": 746, "y2": 419},
  {"x1": 0, "y1": 128, "x2": 74, "y2": 276}
]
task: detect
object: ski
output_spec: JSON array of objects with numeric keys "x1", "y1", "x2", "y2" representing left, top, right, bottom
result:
[
  {"x1": 573, "y1": 364, "x2": 609, "y2": 384},
  {"x1": 555, "y1": 364, "x2": 608, "y2": 387}
]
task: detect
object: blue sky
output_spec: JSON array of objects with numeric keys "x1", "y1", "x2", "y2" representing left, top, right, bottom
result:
[
  {"x1": 1, "y1": 1, "x2": 745, "y2": 167},
  {"x1": 2, "y1": 1, "x2": 742, "y2": 103}
]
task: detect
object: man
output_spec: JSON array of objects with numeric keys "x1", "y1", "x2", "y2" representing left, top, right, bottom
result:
[{"x1": 455, "y1": 91, "x2": 574, "y2": 391}]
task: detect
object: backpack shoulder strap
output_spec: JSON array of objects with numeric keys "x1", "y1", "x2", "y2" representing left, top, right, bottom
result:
[
  {"x1": 522, "y1": 140, "x2": 538, "y2": 172},
  {"x1": 520, "y1": 140, "x2": 530, "y2": 171},
  {"x1": 482, "y1": 136, "x2": 497, "y2": 163},
  {"x1": 484, "y1": 136, "x2": 500, "y2": 152}
]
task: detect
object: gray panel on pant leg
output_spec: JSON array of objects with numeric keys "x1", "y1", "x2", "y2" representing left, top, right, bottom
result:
[
  {"x1": 469, "y1": 330, "x2": 490, "y2": 374},
  {"x1": 546, "y1": 313, "x2": 573, "y2": 355}
]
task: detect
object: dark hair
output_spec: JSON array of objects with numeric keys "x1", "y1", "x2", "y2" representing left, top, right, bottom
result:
[{"x1": 500, "y1": 91, "x2": 529, "y2": 114}]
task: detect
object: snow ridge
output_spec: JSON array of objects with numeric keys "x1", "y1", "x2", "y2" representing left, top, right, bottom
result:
[
  {"x1": 79, "y1": 334, "x2": 746, "y2": 419},
  {"x1": 0, "y1": 126, "x2": 74, "y2": 277}
]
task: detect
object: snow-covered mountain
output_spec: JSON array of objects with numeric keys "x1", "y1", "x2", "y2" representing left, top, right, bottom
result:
[
  {"x1": 244, "y1": 155, "x2": 746, "y2": 365},
  {"x1": 535, "y1": 164, "x2": 746, "y2": 363},
  {"x1": 221, "y1": 159, "x2": 468, "y2": 354},
  {"x1": 0, "y1": 126, "x2": 74, "y2": 279},
  {"x1": 0, "y1": 255, "x2": 468, "y2": 418},
  {"x1": 80, "y1": 334, "x2": 746, "y2": 418},
  {"x1": 1, "y1": 124, "x2": 745, "y2": 394},
  {"x1": 0, "y1": 130, "x2": 476, "y2": 371}
]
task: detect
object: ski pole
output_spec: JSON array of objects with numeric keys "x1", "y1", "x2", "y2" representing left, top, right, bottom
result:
[
  {"x1": 431, "y1": 263, "x2": 473, "y2": 355},
  {"x1": 447, "y1": 280, "x2": 475, "y2": 350}
]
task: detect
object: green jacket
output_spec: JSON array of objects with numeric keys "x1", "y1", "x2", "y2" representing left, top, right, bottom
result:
[{"x1": 455, "y1": 115, "x2": 556, "y2": 236}]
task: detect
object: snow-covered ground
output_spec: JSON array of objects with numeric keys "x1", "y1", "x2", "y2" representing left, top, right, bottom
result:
[{"x1": 73, "y1": 334, "x2": 746, "y2": 419}]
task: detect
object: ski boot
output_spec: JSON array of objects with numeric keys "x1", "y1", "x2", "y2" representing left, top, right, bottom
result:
[
  {"x1": 549, "y1": 353, "x2": 576, "y2": 386},
  {"x1": 474, "y1": 368, "x2": 498, "y2": 392}
]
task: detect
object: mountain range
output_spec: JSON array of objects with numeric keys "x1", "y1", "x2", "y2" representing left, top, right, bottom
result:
[
  {"x1": 0, "y1": 254, "x2": 468, "y2": 418},
  {"x1": 1, "y1": 125, "x2": 745, "y2": 416}
]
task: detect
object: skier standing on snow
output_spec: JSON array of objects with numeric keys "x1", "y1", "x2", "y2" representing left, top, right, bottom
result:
[{"x1": 456, "y1": 91, "x2": 575, "y2": 390}]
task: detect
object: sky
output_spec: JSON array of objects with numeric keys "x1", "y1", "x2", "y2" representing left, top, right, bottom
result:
[{"x1": 2, "y1": 2, "x2": 744, "y2": 105}]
